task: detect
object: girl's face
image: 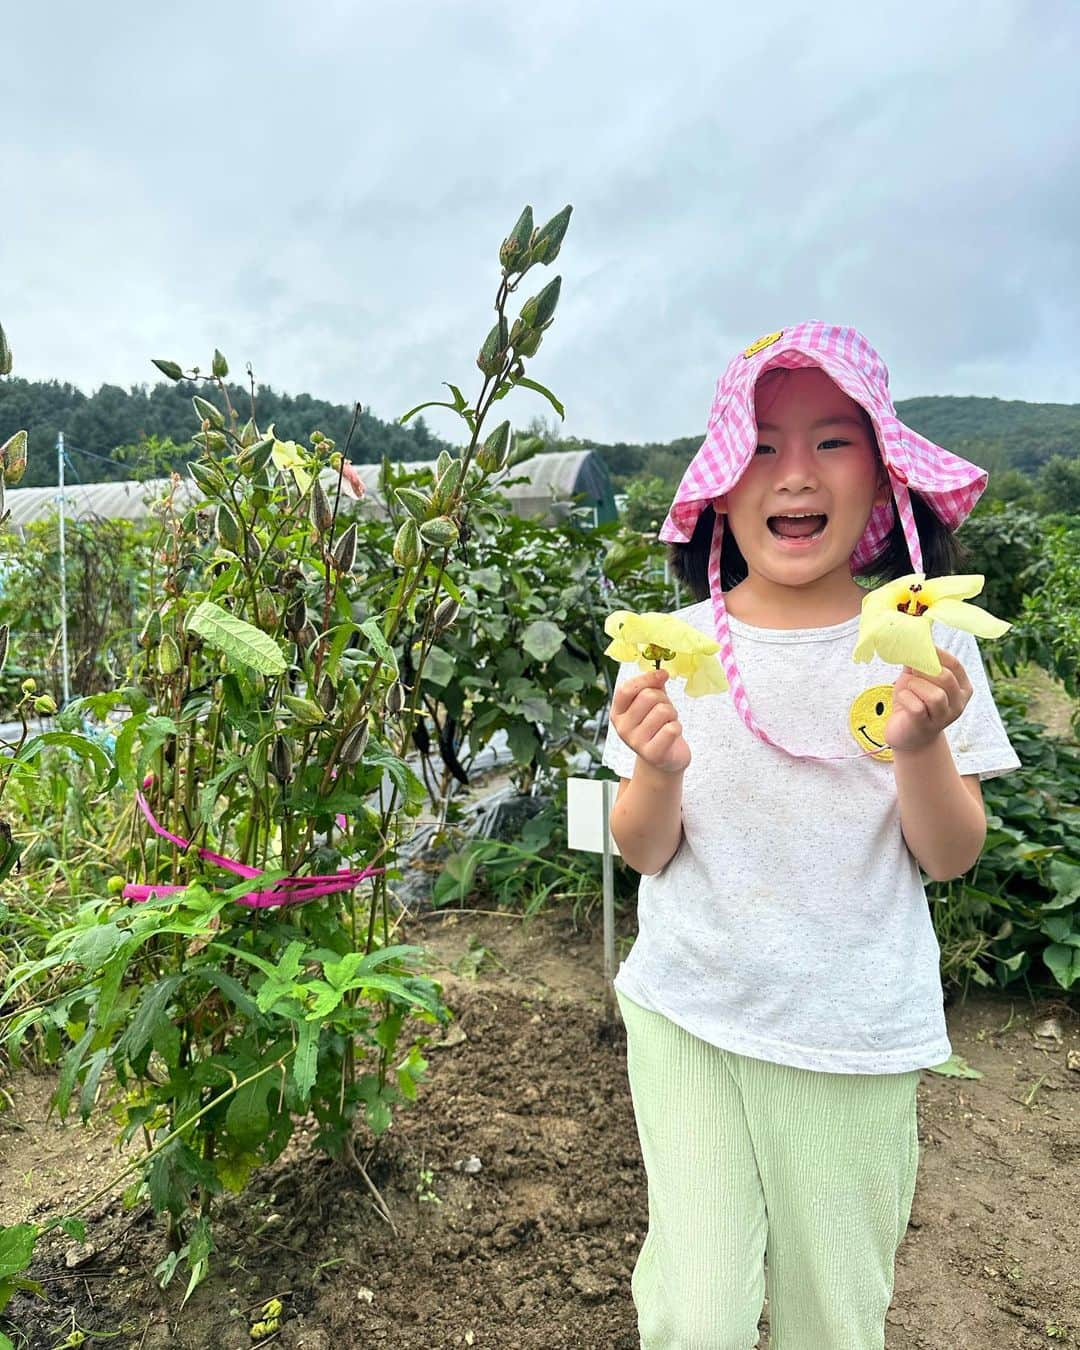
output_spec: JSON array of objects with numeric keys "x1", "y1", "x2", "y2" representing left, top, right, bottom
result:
[{"x1": 717, "y1": 366, "x2": 889, "y2": 592}]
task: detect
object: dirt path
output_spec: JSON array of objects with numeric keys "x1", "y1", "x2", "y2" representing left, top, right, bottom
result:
[{"x1": 1, "y1": 907, "x2": 1078, "y2": 1349}]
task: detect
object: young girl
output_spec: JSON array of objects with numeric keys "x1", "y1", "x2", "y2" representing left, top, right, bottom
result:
[{"x1": 603, "y1": 323, "x2": 1020, "y2": 1350}]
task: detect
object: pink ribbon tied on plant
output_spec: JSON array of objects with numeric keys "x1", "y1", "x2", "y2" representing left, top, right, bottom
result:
[{"x1": 122, "y1": 791, "x2": 383, "y2": 909}]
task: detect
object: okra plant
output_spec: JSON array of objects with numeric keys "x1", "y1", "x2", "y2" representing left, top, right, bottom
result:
[{"x1": 4, "y1": 205, "x2": 575, "y2": 1295}]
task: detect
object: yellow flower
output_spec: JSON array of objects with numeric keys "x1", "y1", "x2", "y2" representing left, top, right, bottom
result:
[
  {"x1": 853, "y1": 573, "x2": 1011, "y2": 675},
  {"x1": 271, "y1": 438, "x2": 312, "y2": 494},
  {"x1": 604, "y1": 610, "x2": 729, "y2": 697}
]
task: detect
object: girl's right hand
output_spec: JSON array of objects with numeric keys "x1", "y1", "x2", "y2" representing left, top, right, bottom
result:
[{"x1": 610, "y1": 669, "x2": 691, "y2": 773}]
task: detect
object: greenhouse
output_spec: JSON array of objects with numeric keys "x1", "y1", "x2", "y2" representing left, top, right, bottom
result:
[{"x1": 1, "y1": 448, "x2": 618, "y2": 534}]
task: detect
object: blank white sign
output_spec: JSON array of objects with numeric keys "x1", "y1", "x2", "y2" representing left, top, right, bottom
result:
[{"x1": 566, "y1": 777, "x2": 621, "y2": 857}]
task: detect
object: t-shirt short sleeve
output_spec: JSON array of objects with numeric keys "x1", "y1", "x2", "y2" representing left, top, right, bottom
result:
[
  {"x1": 601, "y1": 660, "x2": 640, "y2": 779},
  {"x1": 936, "y1": 625, "x2": 1021, "y2": 781}
]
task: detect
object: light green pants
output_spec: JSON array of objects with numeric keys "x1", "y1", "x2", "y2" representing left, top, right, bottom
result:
[{"x1": 617, "y1": 989, "x2": 920, "y2": 1350}]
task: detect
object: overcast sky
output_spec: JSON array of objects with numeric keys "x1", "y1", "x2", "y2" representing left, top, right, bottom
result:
[{"x1": 4, "y1": 1, "x2": 1079, "y2": 445}]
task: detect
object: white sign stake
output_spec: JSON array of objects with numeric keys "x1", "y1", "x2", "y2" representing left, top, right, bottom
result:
[{"x1": 567, "y1": 777, "x2": 621, "y2": 1023}]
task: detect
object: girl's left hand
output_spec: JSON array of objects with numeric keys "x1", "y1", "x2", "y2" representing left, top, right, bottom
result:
[{"x1": 886, "y1": 647, "x2": 973, "y2": 753}]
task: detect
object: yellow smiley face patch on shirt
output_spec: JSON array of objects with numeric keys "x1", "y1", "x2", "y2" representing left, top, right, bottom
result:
[{"x1": 849, "y1": 685, "x2": 894, "y2": 761}]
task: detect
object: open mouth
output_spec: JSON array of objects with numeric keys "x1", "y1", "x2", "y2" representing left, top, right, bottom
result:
[{"x1": 767, "y1": 511, "x2": 828, "y2": 541}]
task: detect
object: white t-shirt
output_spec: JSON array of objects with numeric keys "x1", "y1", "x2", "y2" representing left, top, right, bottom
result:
[{"x1": 602, "y1": 601, "x2": 1021, "y2": 1075}]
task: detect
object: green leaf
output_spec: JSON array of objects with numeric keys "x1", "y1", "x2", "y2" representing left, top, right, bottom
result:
[
  {"x1": 225, "y1": 1075, "x2": 272, "y2": 1150},
  {"x1": 1040, "y1": 915, "x2": 1080, "y2": 945},
  {"x1": 54, "y1": 1026, "x2": 95, "y2": 1119},
  {"x1": 505, "y1": 719, "x2": 540, "y2": 766},
  {"x1": 0, "y1": 1223, "x2": 38, "y2": 1280},
  {"x1": 116, "y1": 975, "x2": 183, "y2": 1064},
  {"x1": 187, "y1": 1216, "x2": 214, "y2": 1266},
  {"x1": 186, "y1": 601, "x2": 287, "y2": 676},
  {"x1": 1044, "y1": 943, "x2": 1080, "y2": 989},
  {"x1": 45, "y1": 1217, "x2": 87, "y2": 1243},
  {"x1": 521, "y1": 619, "x2": 565, "y2": 662},
  {"x1": 134, "y1": 715, "x2": 179, "y2": 790},
  {"x1": 512, "y1": 376, "x2": 565, "y2": 419},
  {"x1": 216, "y1": 1151, "x2": 259, "y2": 1194},
  {"x1": 113, "y1": 712, "x2": 146, "y2": 790},
  {"x1": 420, "y1": 645, "x2": 455, "y2": 689},
  {"x1": 359, "y1": 617, "x2": 399, "y2": 677},
  {"x1": 399, "y1": 399, "x2": 458, "y2": 425},
  {"x1": 78, "y1": 1048, "x2": 109, "y2": 1122},
  {"x1": 1049, "y1": 858, "x2": 1080, "y2": 904},
  {"x1": 16, "y1": 731, "x2": 113, "y2": 782},
  {"x1": 516, "y1": 695, "x2": 552, "y2": 725},
  {"x1": 66, "y1": 922, "x2": 128, "y2": 971},
  {"x1": 471, "y1": 567, "x2": 503, "y2": 593},
  {"x1": 292, "y1": 1019, "x2": 318, "y2": 1102},
  {"x1": 925, "y1": 1053, "x2": 983, "y2": 1079}
]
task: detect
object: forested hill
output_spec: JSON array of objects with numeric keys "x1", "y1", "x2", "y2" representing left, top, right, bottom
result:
[
  {"x1": 895, "y1": 395, "x2": 1080, "y2": 476},
  {"x1": 581, "y1": 395, "x2": 1080, "y2": 491},
  {"x1": 1, "y1": 376, "x2": 1077, "y2": 491},
  {"x1": 0, "y1": 378, "x2": 454, "y2": 488}
]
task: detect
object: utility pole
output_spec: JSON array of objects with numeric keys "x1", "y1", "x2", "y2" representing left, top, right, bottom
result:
[{"x1": 57, "y1": 431, "x2": 70, "y2": 706}]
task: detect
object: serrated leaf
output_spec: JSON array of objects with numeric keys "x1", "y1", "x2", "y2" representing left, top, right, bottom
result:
[
  {"x1": 216, "y1": 1151, "x2": 259, "y2": 1194},
  {"x1": 359, "y1": 617, "x2": 399, "y2": 677},
  {"x1": 66, "y1": 922, "x2": 128, "y2": 971},
  {"x1": 78, "y1": 1047, "x2": 109, "y2": 1122},
  {"x1": 225, "y1": 1074, "x2": 271, "y2": 1150},
  {"x1": 925, "y1": 1053, "x2": 983, "y2": 1079},
  {"x1": 0, "y1": 1224, "x2": 38, "y2": 1280},
  {"x1": 187, "y1": 601, "x2": 287, "y2": 676},
  {"x1": 116, "y1": 975, "x2": 183, "y2": 1064},
  {"x1": 16, "y1": 731, "x2": 113, "y2": 782},
  {"x1": 292, "y1": 1019, "x2": 318, "y2": 1102},
  {"x1": 54, "y1": 1027, "x2": 95, "y2": 1120}
]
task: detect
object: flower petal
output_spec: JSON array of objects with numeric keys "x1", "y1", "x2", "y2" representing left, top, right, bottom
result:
[
  {"x1": 604, "y1": 637, "x2": 639, "y2": 663},
  {"x1": 923, "y1": 574, "x2": 987, "y2": 604},
  {"x1": 684, "y1": 657, "x2": 729, "y2": 697},
  {"x1": 861, "y1": 574, "x2": 923, "y2": 618},
  {"x1": 857, "y1": 611, "x2": 942, "y2": 675},
  {"x1": 927, "y1": 598, "x2": 1011, "y2": 640},
  {"x1": 604, "y1": 611, "x2": 634, "y2": 640}
]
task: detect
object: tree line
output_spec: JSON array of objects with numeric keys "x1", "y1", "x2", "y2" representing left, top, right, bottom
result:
[
  {"x1": 0, "y1": 377, "x2": 452, "y2": 488},
  {"x1": 1, "y1": 377, "x2": 1078, "y2": 508}
]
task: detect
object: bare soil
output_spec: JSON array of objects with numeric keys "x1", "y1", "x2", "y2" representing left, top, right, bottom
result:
[{"x1": 2, "y1": 907, "x2": 1078, "y2": 1350}]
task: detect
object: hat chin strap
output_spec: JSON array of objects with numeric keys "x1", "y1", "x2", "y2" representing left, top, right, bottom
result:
[
  {"x1": 891, "y1": 476, "x2": 924, "y2": 573},
  {"x1": 707, "y1": 475, "x2": 923, "y2": 760}
]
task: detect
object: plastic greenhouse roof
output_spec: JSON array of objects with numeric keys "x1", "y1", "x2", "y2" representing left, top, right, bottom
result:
[{"x1": 3, "y1": 449, "x2": 612, "y2": 533}]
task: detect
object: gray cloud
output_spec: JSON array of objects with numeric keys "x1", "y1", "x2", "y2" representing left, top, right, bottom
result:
[{"x1": 3, "y1": 0, "x2": 1078, "y2": 446}]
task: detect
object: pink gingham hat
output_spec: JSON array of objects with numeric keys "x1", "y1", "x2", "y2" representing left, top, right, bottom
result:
[{"x1": 659, "y1": 322, "x2": 988, "y2": 757}]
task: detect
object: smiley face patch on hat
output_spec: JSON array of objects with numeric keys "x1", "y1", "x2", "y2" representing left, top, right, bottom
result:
[
  {"x1": 849, "y1": 685, "x2": 894, "y2": 761},
  {"x1": 742, "y1": 330, "x2": 784, "y2": 358}
]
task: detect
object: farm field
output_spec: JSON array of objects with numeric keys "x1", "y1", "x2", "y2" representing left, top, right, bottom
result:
[{"x1": 3, "y1": 906, "x2": 1077, "y2": 1350}]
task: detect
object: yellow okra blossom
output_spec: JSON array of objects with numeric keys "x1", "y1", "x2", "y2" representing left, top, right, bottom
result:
[
  {"x1": 853, "y1": 573, "x2": 1011, "y2": 676},
  {"x1": 271, "y1": 438, "x2": 312, "y2": 494},
  {"x1": 604, "y1": 610, "x2": 729, "y2": 697}
]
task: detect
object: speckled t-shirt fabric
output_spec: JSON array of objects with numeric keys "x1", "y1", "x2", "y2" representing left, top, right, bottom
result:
[{"x1": 601, "y1": 602, "x2": 1020, "y2": 1074}]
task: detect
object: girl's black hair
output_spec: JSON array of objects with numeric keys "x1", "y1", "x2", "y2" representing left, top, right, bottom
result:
[{"x1": 668, "y1": 488, "x2": 966, "y2": 602}]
